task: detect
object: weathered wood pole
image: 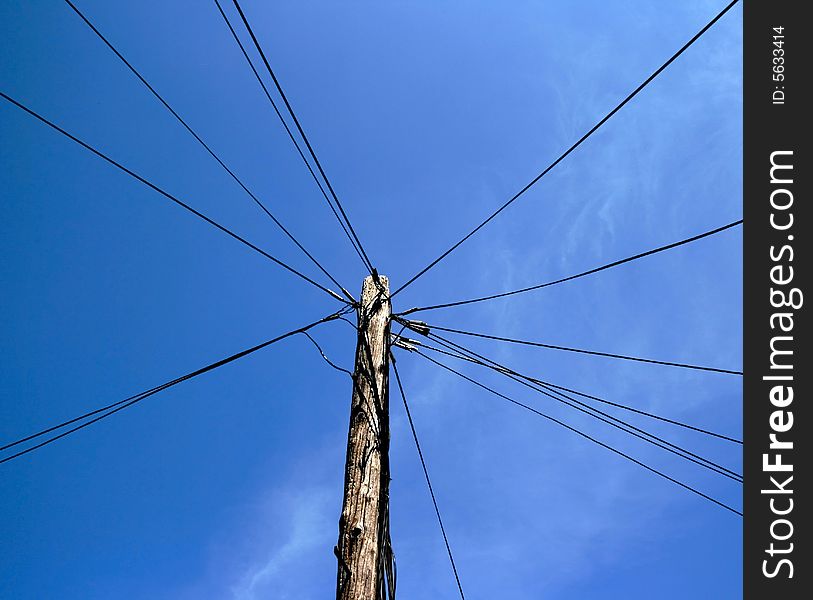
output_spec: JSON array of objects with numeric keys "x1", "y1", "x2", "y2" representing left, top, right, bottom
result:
[{"x1": 335, "y1": 274, "x2": 392, "y2": 600}]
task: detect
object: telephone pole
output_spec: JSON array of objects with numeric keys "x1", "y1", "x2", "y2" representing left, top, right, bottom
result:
[{"x1": 335, "y1": 274, "x2": 394, "y2": 600}]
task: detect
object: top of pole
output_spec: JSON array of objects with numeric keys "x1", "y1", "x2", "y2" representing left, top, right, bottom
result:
[{"x1": 360, "y1": 273, "x2": 390, "y2": 311}]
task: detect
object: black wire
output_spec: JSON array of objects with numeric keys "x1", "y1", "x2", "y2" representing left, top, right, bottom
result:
[
  {"x1": 300, "y1": 331, "x2": 353, "y2": 376},
  {"x1": 427, "y1": 323, "x2": 742, "y2": 376},
  {"x1": 229, "y1": 0, "x2": 375, "y2": 275},
  {"x1": 425, "y1": 328, "x2": 742, "y2": 444},
  {"x1": 425, "y1": 336, "x2": 742, "y2": 481},
  {"x1": 358, "y1": 303, "x2": 387, "y2": 414},
  {"x1": 534, "y1": 379, "x2": 742, "y2": 444},
  {"x1": 355, "y1": 329, "x2": 385, "y2": 442},
  {"x1": 212, "y1": 0, "x2": 369, "y2": 278},
  {"x1": 328, "y1": 314, "x2": 386, "y2": 434},
  {"x1": 391, "y1": 322, "x2": 409, "y2": 347},
  {"x1": 0, "y1": 381, "x2": 172, "y2": 454},
  {"x1": 391, "y1": 360, "x2": 466, "y2": 599},
  {"x1": 335, "y1": 315, "x2": 358, "y2": 331},
  {"x1": 393, "y1": 318, "x2": 741, "y2": 444},
  {"x1": 391, "y1": 0, "x2": 741, "y2": 299},
  {"x1": 419, "y1": 336, "x2": 742, "y2": 483},
  {"x1": 227, "y1": 0, "x2": 376, "y2": 276},
  {"x1": 0, "y1": 91, "x2": 346, "y2": 304},
  {"x1": 0, "y1": 310, "x2": 347, "y2": 465},
  {"x1": 63, "y1": 0, "x2": 353, "y2": 304},
  {"x1": 411, "y1": 349, "x2": 741, "y2": 516},
  {"x1": 401, "y1": 219, "x2": 742, "y2": 315},
  {"x1": 337, "y1": 312, "x2": 387, "y2": 436}
]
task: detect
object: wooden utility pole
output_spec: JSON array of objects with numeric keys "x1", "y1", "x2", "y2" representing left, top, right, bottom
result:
[{"x1": 335, "y1": 274, "x2": 394, "y2": 600}]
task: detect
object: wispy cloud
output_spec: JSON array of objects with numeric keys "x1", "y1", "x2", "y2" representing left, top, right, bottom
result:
[{"x1": 230, "y1": 484, "x2": 335, "y2": 600}]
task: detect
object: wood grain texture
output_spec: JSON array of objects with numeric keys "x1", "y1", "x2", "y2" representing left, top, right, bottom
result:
[{"x1": 336, "y1": 275, "x2": 392, "y2": 600}]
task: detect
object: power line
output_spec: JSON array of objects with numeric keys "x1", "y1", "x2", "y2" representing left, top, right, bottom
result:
[
  {"x1": 434, "y1": 333, "x2": 742, "y2": 444},
  {"x1": 415, "y1": 335, "x2": 742, "y2": 483},
  {"x1": 63, "y1": 0, "x2": 353, "y2": 304},
  {"x1": 227, "y1": 0, "x2": 377, "y2": 276},
  {"x1": 411, "y1": 349, "x2": 741, "y2": 516},
  {"x1": 300, "y1": 331, "x2": 353, "y2": 376},
  {"x1": 228, "y1": 0, "x2": 375, "y2": 275},
  {"x1": 391, "y1": 360, "x2": 466, "y2": 599},
  {"x1": 391, "y1": 0, "x2": 741, "y2": 299},
  {"x1": 425, "y1": 323, "x2": 742, "y2": 376},
  {"x1": 1, "y1": 381, "x2": 171, "y2": 455},
  {"x1": 212, "y1": 0, "x2": 370, "y2": 276},
  {"x1": 401, "y1": 219, "x2": 742, "y2": 315},
  {"x1": 394, "y1": 320, "x2": 742, "y2": 444},
  {"x1": 0, "y1": 91, "x2": 346, "y2": 304},
  {"x1": 539, "y1": 379, "x2": 742, "y2": 444},
  {"x1": 0, "y1": 309, "x2": 350, "y2": 465},
  {"x1": 424, "y1": 328, "x2": 740, "y2": 454}
]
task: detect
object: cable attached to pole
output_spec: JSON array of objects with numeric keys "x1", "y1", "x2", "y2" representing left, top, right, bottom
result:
[
  {"x1": 393, "y1": 317, "x2": 742, "y2": 444},
  {"x1": 411, "y1": 349, "x2": 741, "y2": 516},
  {"x1": 391, "y1": 0, "x2": 741, "y2": 299},
  {"x1": 212, "y1": 0, "x2": 370, "y2": 280},
  {"x1": 226, "y1": 0, "x2": 377, "y2": 276},
  {"x1": 0, "y1": 90, "x2": 348, "y2": 305},
  {"x1": 400, "y1": 220, "x2": 742, "y2": 315},
  {"x1": 1, "y1": 308, "x2": 351, "y2": 465},
  {"x1": 425, "y1": 323, "x2": 742, "y2": 376},
  {"x1": 417, "y1": 335, "x2": 742, "y2": 483},
  {"x1": 391, "y1": 359, "x2": 466, "y2": 599},
  {"x1": 63, "y1": 0, "x2": 353, "y2": 304},
  {"x1": 300, "y1": 331, "x2": 353, "y2": 377}
]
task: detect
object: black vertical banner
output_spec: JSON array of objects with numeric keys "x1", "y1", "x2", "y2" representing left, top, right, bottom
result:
[{"x1": 744, "y1": 1, "x2": 808, "y2": 598}]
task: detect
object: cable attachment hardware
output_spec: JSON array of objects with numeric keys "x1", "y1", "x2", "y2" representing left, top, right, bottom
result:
[
  {"x1": 393, "y1": 317, "x2": 431, "y2": 337},
  {"x1": 391, "y1": 335, "x2": 419, "y2": 352},
  {"x1": 326, "y1": 288, "x2": 348, "y2": 303}
]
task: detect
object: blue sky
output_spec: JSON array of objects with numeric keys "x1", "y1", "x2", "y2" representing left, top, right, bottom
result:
[{"x1": 1, "y1": 1, "x2": 742, "y2": 598}]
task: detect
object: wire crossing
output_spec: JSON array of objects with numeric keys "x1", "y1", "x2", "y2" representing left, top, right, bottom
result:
[
  {"x1": 0, "y1": 309, "x2": 350, "y2": 465},
  {"x1": 212, "y1": 0, "x2": 370, "y2": 277},
  {"x1": 225, "y1": 0, "x2": 377, "y2": 276},
  {"x1": 412, "y1": 349, "x2": 741, "y2": 516},
  {"x1": 425, "y1": 323, "x2": 743, "y2": 376},
  {"x1": 62, "y1": 0, "x2": 353, "y2": 303},
  {"x1": 391, "y1": 360, "x2": 466, "y2": 599},
  {"x1": 401, "y1": 219, "x2": 742, "y2": 315},
  {"x1": 391, "y1": 0, "x2": 742, "y2": 299},
  {"x1": 416, "y1": 335, "x2": 742, "y2": 483},
  {"x1": 0, "y1": 91, "x2": 346, "y2": 304}
]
